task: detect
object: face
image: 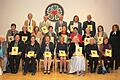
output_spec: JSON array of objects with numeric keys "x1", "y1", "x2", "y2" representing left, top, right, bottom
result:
[
  {"x1": 90, "y1": 38, "x2": 95, "y2": 45},
  {"x1": 15, "y1": 35, "x2": 20, "y2": 42},
  {"x1": 87, "y1": 15, "x2": 92, "y2": 21},
  {"x1": 22, "y1": 26, "x2": 27, "y2": 32},
  {"x1": 35, "y1": 27, "x2": 39, "y2": 32},
  {"x1": 28, "y1": 13, "x2": 33, "y2": 20},
  {"x1": 104, "y1": 38, "x2": 108, "y2": 44},
  {"x1": 45, "y1": 36, "x2": 50, "y2": 43},
  {"x1": 44, "y1": 16, "x2": 48, "y2": 21},
  {"x1": 59, "y1": 15, "x2": 63, "y2": 21},
  {"x1": 49, "y1": 27, "x2": 53, "y2": 32},
  {"x1": 60, "y1": 37, "x2": 64, "y2": 43},
  {"x1": 74, "y1": 29, "x2": 78, "y2": 34},
  {"x1": 62, "y1": 26, "x2": 66, "y2": 32},
  {"x1": 98, "y1": 27, "x2": 103, "y2": 32},
  {"x1": 74, "y1": 16, "x2": 78, "y2": 22},
  {"x1": 31, "y1": 36, "x2": 35, "y2": 43},
  {"x1": 11, "y1": 25, "x2": 16, "y2": 30},
  {"x1": 113, "y1": 26, "x2": 118, "y2": 31},
  {"x1": 85, "y1": 28, "x2": 90, "y2": 34}
]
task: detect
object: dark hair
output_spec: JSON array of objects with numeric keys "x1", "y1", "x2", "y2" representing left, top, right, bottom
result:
[
  {"x1": 48, "y1": 26, "x2": 53, "y2": 29},
  {"x1": 73, "y1": 27, "x2": 78, "y2": 31},
  {"x1": 11, "y1": 23, "x2": 16, "y2": 28},
  {"x1": 73, "y1": 15, "x2": 79, "y2": 22},
  {"x1": 112, "y1": 24, "x2": 119, "y2": 31},
  {"x1": 33, "y1": 26, "x2": 39, "y2": 32},
  {"x1": 97, "y1": 25, "x2": 104, "y2": 32}
]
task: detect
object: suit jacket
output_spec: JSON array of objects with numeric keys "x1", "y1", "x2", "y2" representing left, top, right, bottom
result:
[
  {"x1": 8, "y1": 40, "x2": 24, "y2": 54},
  {"x1": 83, "y1": 21, "x2": 96, "y2": 36},
  {"x1": 6, "y1": 29, "x2": 18, "y2": 42},
  {"x1": 39, "y1": 21, "x2": 51, "y2": 31},
  {"x1": 68, "y1": 21, "x2": 82, "y2": 35},
  {"x1": 24, "y1": 19, "x2": 36, "y2": 32},
  {"x1": 55, "y1": 21, "x2": 67, "y2": 34},
  {"x1": 41, "y1": 41, "x2": 55, "y2": 57},
  {"x1": 69, "y1": 42, "x2": 84, "y2": 59}
]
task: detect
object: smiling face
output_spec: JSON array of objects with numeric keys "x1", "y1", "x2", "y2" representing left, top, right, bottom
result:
[
  {"x1": 28, "y1": 13, "x2": 33, "y2": 20},
  {"x1": 104, "y1": 38, "x2": 108, "y2": 44},
  {"x1": 15, "y1": 35, "x2": 20, "y2": 42},
  {"x1": 45, "y1": 36, "x2": 50, "y2": 43},
  {"x1": 87, "y1": 15, "x2": 92, "y2": 21},
  {"x1": 62, "y1": 26, "x2": 67, "y2": 32},
  {"x1": 31, "y1": 36, "x2": 35, "y2": 43}
]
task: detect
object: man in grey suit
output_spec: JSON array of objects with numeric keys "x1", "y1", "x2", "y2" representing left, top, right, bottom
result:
[{"x1": 55, "y1": 15, "x2": 67, "y2": 35}]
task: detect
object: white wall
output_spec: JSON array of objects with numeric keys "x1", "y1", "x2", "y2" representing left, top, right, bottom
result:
[{"x1": 0, "y1": 0, "x2": 120, "y2": 37}]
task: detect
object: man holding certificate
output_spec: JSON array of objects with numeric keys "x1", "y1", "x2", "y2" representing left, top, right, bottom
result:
[
  {"x1": 23, "y1": 35, "x2": 40, "y2": 76},
  {"x1": 56, "y1": 36, "x2": 68, "y2": 73},
  {"x1": 8, "y1": 34, "x2": 24, "y2": 74},
  {"x1": 41, "y1": 35, "x2": 55, "y2": 74},
  {"x1": 85, "y1": 37, "x2": 99, "y2": 73},
  {"x1": 69, "y1": 36, "x2": 85, "y2": 76}
]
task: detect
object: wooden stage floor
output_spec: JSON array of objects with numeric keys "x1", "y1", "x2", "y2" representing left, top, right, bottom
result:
[{"x1": 0, "y1": 69, "x2": 120, "y2": 80}]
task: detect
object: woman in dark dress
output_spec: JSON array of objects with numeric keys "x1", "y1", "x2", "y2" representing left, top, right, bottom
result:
[{"x1": 109, "y1": 24, "x2": 120, "y2": 70}]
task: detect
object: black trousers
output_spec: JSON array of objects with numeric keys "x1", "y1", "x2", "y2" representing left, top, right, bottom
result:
[
  {"x1": 9, "y1": 55, "x2": 20, "y2": 72},
  {"x1": 24, "y1": 57, "x2": 36, "y2": 73},
  {"x1": 87, "y1": 56, "x2": 99, "y2": 72}
]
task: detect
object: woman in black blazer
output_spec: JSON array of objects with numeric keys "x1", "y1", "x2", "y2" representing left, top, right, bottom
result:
[
  {"x1": 41, "y1": 35, "x2": 55, "y2": 74},
  {"x1": 109, "y1": 24, "x2": 120, "y2": 70}
]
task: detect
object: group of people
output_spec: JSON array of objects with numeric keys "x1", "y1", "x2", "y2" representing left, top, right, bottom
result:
[{"x1": 0, "y1": 13, "x2": 120, "y2": 76}]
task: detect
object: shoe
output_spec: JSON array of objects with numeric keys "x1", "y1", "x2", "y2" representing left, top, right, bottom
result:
[
  {"x1": 48, "y1": 70, "x2": 50, "y2": 74},
  {"x1": 44, "y1": 70, "x2": 47, "y2": 74},
  {"x1": 31, "y1": 72, "x2": 35, "y2": 75},
  {"x1": 23, "y1": 72, "x2": 27, "y2": 75}
]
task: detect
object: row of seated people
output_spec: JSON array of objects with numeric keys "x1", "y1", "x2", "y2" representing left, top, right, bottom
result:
[{"x1": 0, "y1": 24, "x2": 119, "y2": 76}]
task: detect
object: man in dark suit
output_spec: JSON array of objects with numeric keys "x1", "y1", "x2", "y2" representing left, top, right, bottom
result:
[
  {"x1": 83, "y1": 15, "x2": 96, "y2": 36},
  {"x1": 55, "y1": 15, "x2": 67, "y2": 35}
]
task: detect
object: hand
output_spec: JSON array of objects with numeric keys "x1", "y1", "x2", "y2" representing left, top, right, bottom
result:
[{"x1": 9, "y1": 52, "x2": 12, "y2": 55}]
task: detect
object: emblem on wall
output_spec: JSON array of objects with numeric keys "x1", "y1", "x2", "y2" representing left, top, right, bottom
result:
[{"x1": 45, "y1": 3, "x2": 64, "y2": 22}]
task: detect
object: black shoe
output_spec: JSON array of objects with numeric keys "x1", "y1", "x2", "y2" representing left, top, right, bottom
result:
[
  {"x1": 31, "y1": 72, "x2": 35, "y2": 76},
  {"x1": 44, "y1": 70, "x2": 47, "y2": 74},
  {"x1": 48, "y1": 70, "x2": 50, "y2": 74}
]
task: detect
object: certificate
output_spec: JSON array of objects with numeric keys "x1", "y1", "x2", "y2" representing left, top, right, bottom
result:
[
  {"x1": 76, "y1": 47, "x2": 83, "y2": 56},
  {"x1": 61, "y1": 35, "x2": 67, "y2": 43},
  {"x1": 44, "y1": 51, "x2": 52, "y2": 57},
  {"x1": 87, "y1": 25, "x2": 93, "y2": 31},
  {"x1": 22, "y1": 36, "x2": 28, "y2": 42},
  {"x1": 84, "y1": 38, "x2": 90, "y2": 46},
  {"x1": 59, "y1": 50, "x2": 66, "y2": 57},
  {"x1": 28, "y1": 26, "x2": 33, "y2": 33},
  {"x1": 98, "y1": 37, "x2": 103, "y2": 44},
  {"x1": 8, "y1": 36, "x2": 14, "y2": 42},
  {"x1": 50, "y1": 37, "x2": 54, "y2": 43},
  {"x1": 91, "y1": 50, "x2": 99, "y2": 57},
  {"x1": 41, "y1": 26, "x2": 48, "y2": 34},
  {"x1": 58, "y1": 27, "x2": 62, "y2": 33},
  {"x1": 28, "y1": 51, "x2": 35, "y2": 57},
  {"x1": 105, "y1": 49, "x2": 112, "y2": 57},
  {"x1": 11, "y1": 47, "x2": 18, "y2": 55},
  {"x1": 36, "y1": 37, "x2": 40, "y2": 43},
  {"x1": 70, "y1": 25, "x2": 74, "y2": 32}
]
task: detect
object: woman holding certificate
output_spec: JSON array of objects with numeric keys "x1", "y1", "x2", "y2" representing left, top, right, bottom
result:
[
  {"x1": 99, "y1": 37, "x2": 113, "y2": 73},
  {"x1": 23, "y1": 35, "x2": 40, "y2": 75},
  {"x1": 85, "y1": 37, "x2": 99, "y2": 73},
  {"x1": 69, "y1": 36, "x2": 85, "y2": 76},
  {"x1": 41, "y1": 35, "x2": 55, "y2": 74},
  {"x1": 8, "y1": 34, "x2": 24, "y2": 74},
  {"x1": 56, "y1": 36, "x2": 68, "y2": 73}
]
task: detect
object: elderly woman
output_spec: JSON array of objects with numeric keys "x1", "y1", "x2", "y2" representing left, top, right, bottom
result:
[
  {"x1": 69, "y1": 36, "x2": 85, "y2": 76},
  {"x1": 41, "y1": 35, "x2": 55, "y2": 74},
  {"x1": 56, "y1": 36, "x2": 68, "y2": 73}
]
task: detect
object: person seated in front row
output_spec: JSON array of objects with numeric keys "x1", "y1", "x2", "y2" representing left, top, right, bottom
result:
[
  {"x1": 56, "y1": 36, "x2": 68, "y2": 73},
  {"x1": 99, "y1": 37, "x2": 113, "y2": 73},
  {"x1": 41, "y1": 35, "x2": 55, "y2": 74},
  {"x1": 85, "y1": 37, "x2": 99, "y2": 73},
  {"x1": 8, "y1": 34, "x2": 24, "y2": 74},
  {"x1": 69, "y1": 36, "x2": 85, "y2": 76},
  {"x1": 23, "y1": 35, "x2": 40, "y2": 75}
]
